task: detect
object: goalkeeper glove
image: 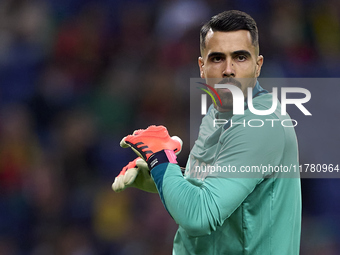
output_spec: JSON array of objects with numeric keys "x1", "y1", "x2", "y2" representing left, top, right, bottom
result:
[
  {"x1": 120, "y1": 125, "x2": 182, "y2": 170},
  {"x1": 112, "y1": 157, "x2": 158, "y2": 193},
  {"x1": 112, "y1": 126, "x2": 182, "y2": 192}
]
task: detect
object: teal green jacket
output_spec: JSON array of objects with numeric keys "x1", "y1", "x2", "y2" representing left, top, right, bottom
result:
[{"x1": 151, "y1": 83, "x2": 302, "y2": 254}]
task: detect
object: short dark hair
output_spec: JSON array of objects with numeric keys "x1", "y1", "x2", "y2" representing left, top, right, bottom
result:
[{"x1": 200, "y1": 10, "x2": 259, "y2": 53}]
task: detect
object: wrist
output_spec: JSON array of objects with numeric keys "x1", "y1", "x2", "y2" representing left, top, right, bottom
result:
[{"x1": 147, "y1": 149, "x2": 178, "y2": 170}]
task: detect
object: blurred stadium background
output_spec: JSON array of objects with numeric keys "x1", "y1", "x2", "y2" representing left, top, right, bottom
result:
[{"x1": 0, "y1": 0, "x2": 339, "y2": 254}]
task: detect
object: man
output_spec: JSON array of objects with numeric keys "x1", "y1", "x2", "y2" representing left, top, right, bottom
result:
[{"x1": 113, "y1": 10, "x2": 301, "y2": 254}]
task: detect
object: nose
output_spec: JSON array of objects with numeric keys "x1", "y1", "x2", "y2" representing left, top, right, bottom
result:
[{"x1": 222, "y1": 60, "x2": 235, "y2": 77}]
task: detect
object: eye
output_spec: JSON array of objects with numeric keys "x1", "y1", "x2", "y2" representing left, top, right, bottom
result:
[
  {"x1": 236, "y1": 55, "x2": 247, "y2": 61},
  {"x1": 211, "y1": 56, "x2": 223, "y2": 63}
]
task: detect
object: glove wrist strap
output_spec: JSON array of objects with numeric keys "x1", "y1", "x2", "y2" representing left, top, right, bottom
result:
[{"x1": 147, "y1": 149, "x2": 177, "y2": 170}]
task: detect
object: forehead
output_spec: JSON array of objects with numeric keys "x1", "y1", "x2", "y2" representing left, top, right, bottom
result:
[{"x1": 203, "y1": 29, "x2": 255, "y2": 56}]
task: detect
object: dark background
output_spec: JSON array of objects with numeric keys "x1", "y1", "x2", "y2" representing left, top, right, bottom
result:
[{"x1": 0, "y1": 0, "x2": 339, "y2": 254}]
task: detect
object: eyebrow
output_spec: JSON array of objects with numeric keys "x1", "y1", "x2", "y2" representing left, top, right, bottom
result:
[
  {"x1": 207, "y1": 50, "x2": 252, "y2": 59},
  {"x1": 207, "y1": 52, "x2": 225, "y2": 59},
  {"x1": 232, "y1": 50, "x2": 252, "y2": 57}
]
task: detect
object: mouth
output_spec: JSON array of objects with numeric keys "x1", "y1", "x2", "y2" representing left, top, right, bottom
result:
[
  {"x1": 216, "y1": 78, "x2": 241, "y2": 94},
  {"x1": 217, "y1": 87, "x2": 231, "y2": 93}
]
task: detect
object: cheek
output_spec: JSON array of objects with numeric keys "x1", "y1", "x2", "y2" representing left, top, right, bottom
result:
[
  {"x1": 204, "y1": 64, "x2": 222, "y2": 77},
  {"x1": 239, "y1": 62, "x2": 257, "y2": 77}
]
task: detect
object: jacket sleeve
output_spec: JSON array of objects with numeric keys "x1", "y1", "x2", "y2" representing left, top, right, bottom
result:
[
  {"x1": 151, "y1": 115, "x2": 286, "y2": 237},
  {"x1": 151, "y1": 163, "x2": 263, "y2": 236}
]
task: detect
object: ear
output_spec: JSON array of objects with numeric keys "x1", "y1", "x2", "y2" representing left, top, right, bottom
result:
[
  {"x1": 198, "y1": 57, "x2": 205, "y2": 79},
  {"x1": 255, "y1": 55, "x2": 264, "y2": 77}
]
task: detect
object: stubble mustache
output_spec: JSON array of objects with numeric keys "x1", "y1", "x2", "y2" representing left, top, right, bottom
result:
[
  {"x1": 217, "y1": 77, "x2": 242, "y2": 88},
  {"x1": 214, "y1": 78, "x2": 243, "y2": 110}
]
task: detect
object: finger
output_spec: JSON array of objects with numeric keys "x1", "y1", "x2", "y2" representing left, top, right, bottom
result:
[
  {"x1": 112, "y1": 176, "x2": 126, "y2": 192},
  {"x1": 132, "y1": 129, "x2": 144, "y2": 135},
  {"x1": 136, "y1": 158, "x2": 149, "y2": 170},
  {"x1": 120, "y1": 136, "x2": 146, "y2": 160},
  {"x1": 120, "y1": 136, "x2": 130, "y2": 148},
  {"x1": 123, "y1": 168, "x2": 139, "y2": 186},
  {"x1": 171, "y1": 136, "x2": 183, "y2": 155},
  {"x1": 120, "y1": 129, "x2": 145, "y2": 148}
]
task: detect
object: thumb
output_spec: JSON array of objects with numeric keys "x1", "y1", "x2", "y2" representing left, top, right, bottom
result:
[
  {"x1": 136, "y1": 158, "x2": 149, "y2": 170},
  {"x1": 123, "y1": 168, "x2": 139, "y2": 186},
  {"x1": 171, "y1": 136, "x2": 183, "y2": 155}
]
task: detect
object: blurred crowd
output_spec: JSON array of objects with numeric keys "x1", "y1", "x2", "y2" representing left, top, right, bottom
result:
[{"x1": 0, "y1": 0, "x2": 339, "y2": 254}]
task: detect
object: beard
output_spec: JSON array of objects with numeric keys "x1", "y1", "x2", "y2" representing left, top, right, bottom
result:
[
  {"x1": 215, "y1": 77, "x2": 243, "y2": 111},
  {"x1": 208, "y1": 77, "x2": 257, "y2": 111}
]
